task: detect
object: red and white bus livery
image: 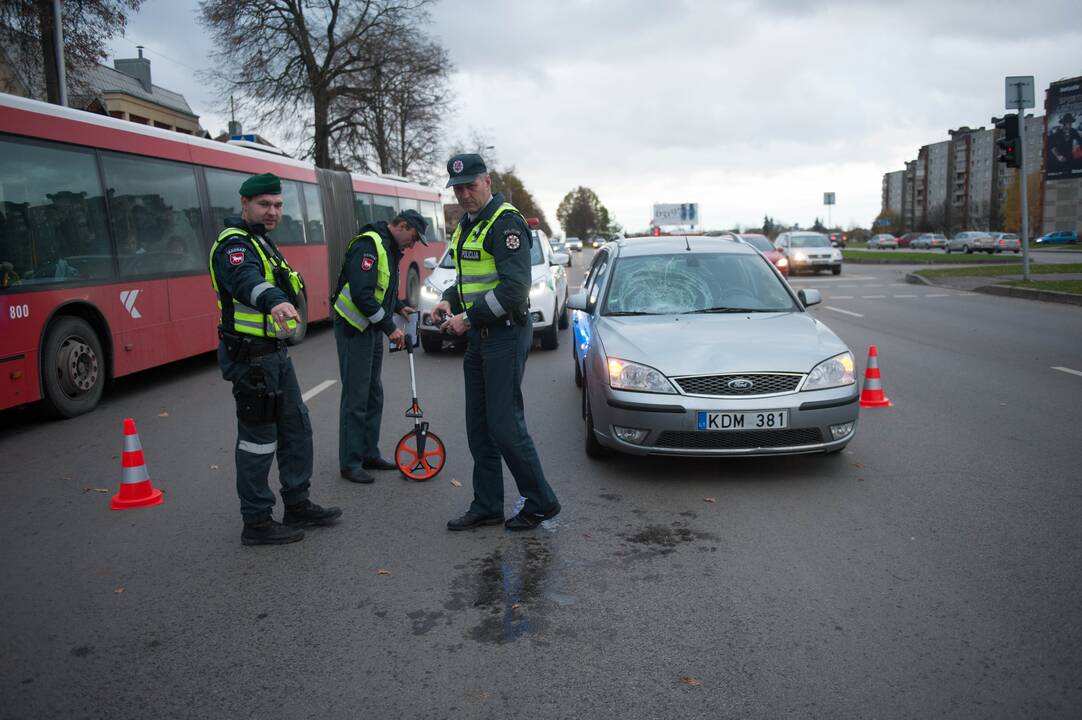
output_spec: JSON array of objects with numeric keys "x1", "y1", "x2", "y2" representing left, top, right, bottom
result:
[{"x1": 0, "y1": 92, "x2": 446, "y2": 417}]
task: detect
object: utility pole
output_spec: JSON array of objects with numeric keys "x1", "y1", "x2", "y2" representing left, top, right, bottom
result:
[
  {"x1": 52, "y1": 0, "x2": 68, "y2": 106},
  {"x1": 1005, "y1": 76, "x2": 1035, "y2": 281}
]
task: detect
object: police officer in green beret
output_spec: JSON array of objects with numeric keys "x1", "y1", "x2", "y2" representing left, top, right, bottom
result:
[
  {"x1": 332, "y1": 209, "x2": 428, "y2": 484},
  {"x1": 433, "y1": 154, "x2": 561, "y2": 531},
  {"x1": 210, "y1": 172, "x2": 341, "y2": 545}
]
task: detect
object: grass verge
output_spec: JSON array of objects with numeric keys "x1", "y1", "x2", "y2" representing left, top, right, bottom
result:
[
  {"x1": 918, "y1": 263, "x2": 1082, "y2": 278},
  {"x1": 843, "y1": 249, "x2": 1014, "y2": 263}
]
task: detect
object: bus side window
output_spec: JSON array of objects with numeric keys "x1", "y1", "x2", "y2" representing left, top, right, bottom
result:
[
  {"x1": 354, "y1": 193, "x2": 373, "y2": 229},
  {"x1": 102, "y1": 154, "x2": 202, "y2": 277},
  {"x1": 273, "y1": 181, "x2": 305, "y2": 245},
  {"x1": 302, "y1": 183, "x2": 325, "y2": 244},
  {"x1": 205, "y1": 168, "x2": 247, "y2": 236},
  {"x1": 0, "y1": 138, "x2": 112, "y2": 287},
  {"x1": 371, "y1": 194, "x2": 397, "y2": 224}
]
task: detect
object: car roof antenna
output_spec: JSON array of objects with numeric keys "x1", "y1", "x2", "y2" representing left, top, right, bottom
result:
[{"x1": 684, "y1": 236, "x2": 691, "y2": 252}]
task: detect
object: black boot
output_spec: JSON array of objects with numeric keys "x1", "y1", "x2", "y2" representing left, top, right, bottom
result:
[
  {"x1": 241, "y1": 519, "x2": 304, "y2": 546},
  {"x1": 282, "y1": 501, "x2": 343, "y2": 527}
]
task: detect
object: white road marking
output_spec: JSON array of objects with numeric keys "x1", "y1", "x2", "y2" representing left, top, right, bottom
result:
[
  {"x1": 1052, "y1": 366, "x2": 1082, "y2": 378},
  {"x1": 889, "y1": 283, "x2": 909, "y2": 287},
  {"x1": 302, "y1": 380, "x2": 337, "y2": 402},
  {"x1": 893, "y1": 294, "x2": 918, "y2": 298},
  {"x1": 862, "y1": 295, "x2": 886, "y2": 299},
  {"x1": 927, "y1": 293, "x2": 951, "y2": 297},
  {"x1": 830, "y1": 295, "x2": 854, "y2": 299},
  {"x1": 825, "y1": 306, "x2": 864, "y2": 317},
  {"x1": 864, "y1": 283, "x2": 885, "y2": 288}
]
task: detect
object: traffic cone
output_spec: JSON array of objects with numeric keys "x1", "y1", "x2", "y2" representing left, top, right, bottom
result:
[
  {"x1": 111, "y1": 417, "x2": 163, "y2": 510},
  {"x1": 859, "y1": 345, "x2": 892, "y2": 408}
]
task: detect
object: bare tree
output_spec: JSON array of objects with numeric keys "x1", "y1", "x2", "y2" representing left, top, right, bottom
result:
[
  {"x1": 331, "y1": 25, "x2": 450, "y2": 181},
  {"x1": 198, "y1": 0, "x2": 436, "y2": 169},
  {"x1": 1, "y1": 0, "x2": 144, "y2": 104}
]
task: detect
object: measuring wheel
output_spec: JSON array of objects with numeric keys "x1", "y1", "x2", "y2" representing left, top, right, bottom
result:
[{"x1": 395, "y1": 425, "x2": 446, "y2": 481}]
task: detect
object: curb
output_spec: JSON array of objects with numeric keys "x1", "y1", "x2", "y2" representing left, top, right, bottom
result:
[
  {"x1": 845, "y1": 258, "x2": 1017, "y2": 266},
  {"x1": 977, "y1": 284, "x2": 1082, "y2": 306},
  {"x1": 905, "y1": 272, "x2": 934, "y2": 286}
]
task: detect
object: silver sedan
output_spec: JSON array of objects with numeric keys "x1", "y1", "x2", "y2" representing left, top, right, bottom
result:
[{"x1": 568, "y1": 236, "x2": 859, "y2": 457}]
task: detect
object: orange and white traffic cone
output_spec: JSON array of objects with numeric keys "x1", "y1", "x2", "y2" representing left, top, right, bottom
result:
[
  {"x1": 111, "y1": 417, "x2": 163, "y2": 510},
  {"x1": 859, "y1": 345, "x2": 892, "y2": 408}
]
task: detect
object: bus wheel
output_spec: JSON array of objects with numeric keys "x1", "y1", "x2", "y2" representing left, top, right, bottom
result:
[
  {"x1": 287, "y1": 292, "x2": 309, "y2": 346},
  {"x1": 41, "y1": 316, "x2": 105, "y2": 418},
  {"x1": 406, "y1": 266, "x2": 421, "y2": 309}
]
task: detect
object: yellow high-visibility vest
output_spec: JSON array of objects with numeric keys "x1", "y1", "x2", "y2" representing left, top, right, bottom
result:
[
  {"x1": 453, "y1": 202, "x2": 519, "y2": 309},
  {"x1": 209, "y1": 227, "x2": 301, "y2": 338},
  {"x1": 333, "y1": 230, "x2": 389, "y2": 332}
]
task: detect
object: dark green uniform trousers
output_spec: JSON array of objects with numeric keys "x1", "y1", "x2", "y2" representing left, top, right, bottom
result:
[
  {"x1": 334, "y1": 318, "x2": 385, "y2": 472},
  {"x1": 218, "y1": 344, "x2": 312, "y2": 523},
  {"x1": 463, "y1": 320, "x2": 558, "y2": 517}
]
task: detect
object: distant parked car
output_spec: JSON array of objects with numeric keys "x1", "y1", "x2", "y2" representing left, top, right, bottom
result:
[
  {"x1": 989, "y1": 232, "x2": 1021, "y2": 254},
  {"x1": 897, "y1": 232, "x2": 923, "y2": 248},
  {"x1": 910, "y1": 233, "x2": 947, "y2": 250},
  {"x1": 866, "y1": 234, "x2": 898, "y2": 249},
  {"x1": 946, "y1": 231, "x2": 995, "y2": 254},
  {"x1": 1035, "y1": 230, "x2": 1078, "y2": 245}
]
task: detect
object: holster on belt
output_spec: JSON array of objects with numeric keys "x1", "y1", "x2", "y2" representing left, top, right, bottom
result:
[{"x1": 232, "y1": 365, "x2": 281, "y2": 424}]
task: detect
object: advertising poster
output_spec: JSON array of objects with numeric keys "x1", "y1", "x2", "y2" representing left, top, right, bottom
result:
[{"x1": 1046, "y1": 79, "x2": 1082, "y2": 181}]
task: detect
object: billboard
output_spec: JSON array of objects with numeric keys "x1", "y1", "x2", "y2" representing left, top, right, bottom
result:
[
  {"x1": 652, "y1": 203, "x2": 698, "y2": 226},
  {"x1": 1046, "y1": 79, "x2": 1082, "y2": 181}
]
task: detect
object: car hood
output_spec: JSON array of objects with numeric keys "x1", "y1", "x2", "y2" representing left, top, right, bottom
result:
[
  {"x1": 426, "y1": 267, "x2": 457, "y2": 291},
  {"x1": 531, "y1": 264, "x2": 547, "y2": 283},
  {"x1": 595, "y1": 312, "x2": 849, "y2": 376}
]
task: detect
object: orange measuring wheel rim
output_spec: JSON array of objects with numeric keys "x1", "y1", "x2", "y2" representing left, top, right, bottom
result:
[{"x1": 395, "y1": 430, "x2": 446, "y2": 481}]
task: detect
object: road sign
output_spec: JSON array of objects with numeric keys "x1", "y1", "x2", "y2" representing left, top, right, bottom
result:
[
  {"x1": 1005, "y1": 76, "x2": 1035, "y2": 110},
  {"x1": 823, "y1": 192, "x2": 836, "y2": 205},
  {"x1": 876, "y1": 218, "x2": 892, "y2": 226}
]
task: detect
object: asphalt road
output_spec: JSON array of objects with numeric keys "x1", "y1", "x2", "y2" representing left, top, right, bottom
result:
[{"x1": 1, "y1": 252, "x2": 1080, "y2": 719}]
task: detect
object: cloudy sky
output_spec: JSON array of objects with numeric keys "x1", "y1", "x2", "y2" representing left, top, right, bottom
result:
[{"x1": 106, "y1": 0, "x2": 1078, "y2": 233}]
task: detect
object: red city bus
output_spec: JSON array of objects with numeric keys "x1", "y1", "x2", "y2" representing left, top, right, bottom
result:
[{"x1": 0, "y1": 93, "x2": 446, "y2": 417}]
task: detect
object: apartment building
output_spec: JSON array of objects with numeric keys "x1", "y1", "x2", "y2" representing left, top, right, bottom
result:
[{"x1": 881, "y1": 170, "x2": 904, "y2": 217}]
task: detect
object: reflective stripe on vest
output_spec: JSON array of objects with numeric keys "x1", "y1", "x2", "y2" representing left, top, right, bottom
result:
[
  {"x1": 333, "y1": 230, "x2": 390, "y2": 332},
  {"x1": 209, "y1": 227, "x2": 298, "y2": 338},
  {"x1": 453, "y1": 202, "x2": 519, "y2": 309}
]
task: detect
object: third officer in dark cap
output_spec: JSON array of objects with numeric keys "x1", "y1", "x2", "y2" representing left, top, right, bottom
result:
[
  {"x1": 332, "y1": 208, "x2": 428, "y2": 484},
  {"x1": 433, "y1": 153, "x2": 561, "y2": 531}
]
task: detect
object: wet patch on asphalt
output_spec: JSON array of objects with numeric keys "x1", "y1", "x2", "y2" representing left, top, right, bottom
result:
[{"x1": 617, "y1": 522, "x2": 720, "y2": 559}]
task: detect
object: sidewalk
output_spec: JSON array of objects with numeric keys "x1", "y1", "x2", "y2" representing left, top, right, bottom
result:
[{"x1": 907, "y1": 271, "x2": 1082, "y2": 306}]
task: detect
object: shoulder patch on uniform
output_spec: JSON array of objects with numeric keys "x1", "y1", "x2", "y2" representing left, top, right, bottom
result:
[
  {"x1": 227, "y1": 248, "x2": 246, "y2": 265},
  {"x1": 361, "y1": 254, "x2": 375, "y2": 271},
  {"x1": 505, "y1": 233, "x2": 521, "y2": 250}
]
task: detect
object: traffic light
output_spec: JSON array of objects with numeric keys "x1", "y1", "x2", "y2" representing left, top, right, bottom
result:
[{"x1": 993, "y1": 114, "x2": 1020, "y2": 168}]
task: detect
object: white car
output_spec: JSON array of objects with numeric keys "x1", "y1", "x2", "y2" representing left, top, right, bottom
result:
[{"x1": 417, "y1": 228, "x2": 570, "y2": 352}]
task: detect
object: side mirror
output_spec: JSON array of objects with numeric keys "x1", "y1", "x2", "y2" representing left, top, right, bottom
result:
[
  {"x1": 551, "y1": 252, "x2": 569, "y2": 266},
  {"x1": 423, "y1": 257, "x2": 437, "y2": 270},
  {"x1": 566, "y1": 291, "x2": 589, "y2": 312},
  {"x1": 798, "y1": 288, "x2": 821, "y2": 307}
]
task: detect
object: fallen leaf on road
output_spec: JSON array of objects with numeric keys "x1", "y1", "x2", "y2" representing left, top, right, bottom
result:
[
  {"x1": 210, "y1": 465, "x2": 219, "y2": 470},
  {"x1": 450, "y1": 479, "x2": 462, "y2": 487},
  {"x1": 158, "y1": 411, "x2": 169, "y2": 417},
  {"x1": 377, "y1": 569, "x2": 391, "y2": 575},
  {"x1": 114, "y1": 587, "x2": 124, "y2": 594},
  {"x1": 857, "y1": 477, "x2": 865, "y2": 482},
  {"x1": 703, "y1": 497, "x2": 717, "y2": 503},
  {"x1": 83, "y1": 487, "x2": 110, "y2": 494},
  {"x1": 853, "y1": 463, "x2": 863, "y2": 468},
  {"x1": 680, "y1": 676, "x2": 702, "y2": 686},
  {"x1": 511, "y1": 603, "x2": 523, "y2": 610}
]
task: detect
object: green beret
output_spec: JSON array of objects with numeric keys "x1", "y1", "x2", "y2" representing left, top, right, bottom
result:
[{"x1": 239, "y1": 173, "x2": 282, "y2": 197}]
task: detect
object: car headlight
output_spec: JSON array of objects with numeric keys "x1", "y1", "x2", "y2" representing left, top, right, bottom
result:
[
  {"x1": 831, "y1": 249, "x2": 843, "y2": 261},
  {"x1": 421, "y1": 282, "x2": 441, "y2": 299},
  {"x1": 607, "y1": 358, "x2": 676, "y2": 394},
  {"x1": 776, "y1": 257, "x2": 789, "y2": 267},
  {"x1": 792, "y1": 251, "x2": 808, "y2": 261},
  {"x1": 803, "y1": 352, "x2": 855, "y2": 391}
]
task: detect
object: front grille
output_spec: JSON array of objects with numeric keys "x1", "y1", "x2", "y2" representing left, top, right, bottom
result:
[
  {"x1": 655, "y1": 428, "x2": 823, "y2": 450},
  {"x1": 674, "y1": 373, "x2": 802, "y2": 396}
]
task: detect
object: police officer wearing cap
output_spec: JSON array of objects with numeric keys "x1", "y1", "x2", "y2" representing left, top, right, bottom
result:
[
  {"x1": 332, "y1": 209, "x2": 428, "y2": 484},
  {"x1": 433, "y1": 154, "x2": 561, "y2": 531},
  {"x1": 210, "y1": 172, "x2": 341, "y2": 545}
]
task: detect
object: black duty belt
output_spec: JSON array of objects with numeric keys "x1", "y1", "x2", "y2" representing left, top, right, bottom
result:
[
  {"x1": 219, "y1": 328, "x2": 285, "y2": 358},
  {"x1": 478, "y1": 318, "x2": 514, "y2": 338}
]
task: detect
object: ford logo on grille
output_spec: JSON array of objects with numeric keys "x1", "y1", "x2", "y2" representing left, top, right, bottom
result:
[{"x1": 727, "y1": 378, "x2": 754, "y2": 391}]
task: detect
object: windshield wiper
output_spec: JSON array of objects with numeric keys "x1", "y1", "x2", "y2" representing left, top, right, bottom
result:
[
  {"x1": 687, "y1": 306, "x2": 765, "y2": 313},
  {"x1": 605, "y1": 310, "x2": 655, "y2": 316}
]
